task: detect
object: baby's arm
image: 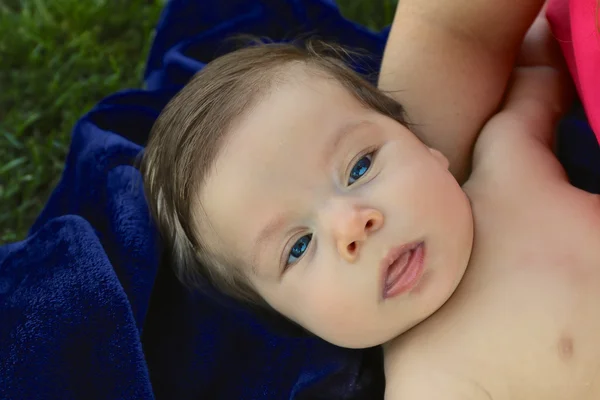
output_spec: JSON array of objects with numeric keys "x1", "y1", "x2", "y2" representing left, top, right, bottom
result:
[{"x1": 378, "y1": 0, "x2": 546, "y2": 182}]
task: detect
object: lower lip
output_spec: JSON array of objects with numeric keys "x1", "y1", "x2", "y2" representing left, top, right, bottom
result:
[{"x1": 383, "y1": 243, "x2": 425, "y2": 299}]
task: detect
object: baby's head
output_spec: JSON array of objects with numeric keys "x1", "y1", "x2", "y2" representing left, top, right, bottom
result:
[{"x1": 142, "y1": 41, "x2": 473, "y2": 348}]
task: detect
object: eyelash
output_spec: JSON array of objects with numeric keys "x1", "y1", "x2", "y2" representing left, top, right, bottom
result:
[{"x1": 281, "y1": 148, "x2": 378, "y2": 271}]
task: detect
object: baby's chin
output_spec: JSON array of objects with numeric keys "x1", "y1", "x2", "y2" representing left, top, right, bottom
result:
[{"x1": 325, "y1": 334, "x2": 400, "y2": 350}]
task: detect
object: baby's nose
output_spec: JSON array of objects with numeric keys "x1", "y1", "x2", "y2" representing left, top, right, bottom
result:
[{"x1": 332, "y1": 206, "x2": 383, "y2": 263}]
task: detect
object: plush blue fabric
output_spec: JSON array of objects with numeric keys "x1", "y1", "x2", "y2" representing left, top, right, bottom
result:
[{"x1": 2, "y1": 0, "x2": 599, "y2": 399}]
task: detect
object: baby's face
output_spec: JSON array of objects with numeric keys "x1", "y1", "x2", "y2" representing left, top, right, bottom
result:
[{"x1": 200, "y1": 70, "x2": 473, "y2": 348}]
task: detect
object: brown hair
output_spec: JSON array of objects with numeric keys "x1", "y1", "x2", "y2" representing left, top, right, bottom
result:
[{"x1": 141, "y1": 39, "x2": 408, "y2": 306}]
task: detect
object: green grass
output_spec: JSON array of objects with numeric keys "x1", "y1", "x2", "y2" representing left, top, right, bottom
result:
[{"x1": 0, "y1": 0, "x2": 397, "y2": 244}]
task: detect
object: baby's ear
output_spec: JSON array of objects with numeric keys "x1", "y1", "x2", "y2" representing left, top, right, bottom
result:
[{"x1": 428, "y1": 147, "x2": 449, "y2": 170}]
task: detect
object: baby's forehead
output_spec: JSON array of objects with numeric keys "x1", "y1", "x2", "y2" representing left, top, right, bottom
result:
[
  {"x1": 214, "y1": 64, "x2": 334, "y2": 144},
  {"x1": 265, "y1": 62, "x2": 350, "y2": 97},
  {"x1": 275, "y1": 61, "x2": 335, "y2": 82}
]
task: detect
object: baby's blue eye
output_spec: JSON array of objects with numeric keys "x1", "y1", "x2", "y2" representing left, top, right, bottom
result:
[
  {"x1": 286, "y1": 234, "x2": 312, "y2": 266},
  {"x1": 348, "y1": 154, "x2": 373, "y2": 185}
]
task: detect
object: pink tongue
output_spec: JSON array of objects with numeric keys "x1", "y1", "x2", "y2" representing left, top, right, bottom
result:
[{"x1": 385, "y1": 250, "x2": 411, "y2": 288}]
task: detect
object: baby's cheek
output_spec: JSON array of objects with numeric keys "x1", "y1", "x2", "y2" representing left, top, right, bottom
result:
[{"x1": 299, "y1": 278, "x2": 370, "y2": 341}]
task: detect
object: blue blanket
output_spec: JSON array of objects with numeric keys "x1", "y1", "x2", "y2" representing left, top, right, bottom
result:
[{"x1": 1, "y1": 0, "x2": 599, "y2": 399}]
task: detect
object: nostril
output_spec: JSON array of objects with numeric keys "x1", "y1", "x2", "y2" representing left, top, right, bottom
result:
[
  {"x1": 348, "y1": 242, "x2": 357, "y2": 253},
  {"x1": 365, "y1": 220, "x2": 373, "y2": 230}
]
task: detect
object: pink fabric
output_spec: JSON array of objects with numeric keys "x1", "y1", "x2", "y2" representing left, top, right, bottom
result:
[{"x1": 547, "y1": 0, "x2": 600, "y2": 143}]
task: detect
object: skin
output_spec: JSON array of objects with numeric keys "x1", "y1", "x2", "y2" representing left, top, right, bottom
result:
[
  {"x1": 199, "y1": 66, "x2": 473, "y2": 348},
  {"x1": 382, "y1": 66, "x2": 600, "y2": 399},
  {"x1": 381, "y1": 18, "x2": 600, "y2": 400}
]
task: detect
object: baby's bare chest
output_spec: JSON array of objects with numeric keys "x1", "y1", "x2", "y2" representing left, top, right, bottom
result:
[{"x1": 463, "y1": 235, "x2": 600, "y2": 400}]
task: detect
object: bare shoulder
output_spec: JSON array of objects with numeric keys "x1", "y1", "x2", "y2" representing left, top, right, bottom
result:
[{"x1": 468, "y1": 66, "x2": 571, "y2": 188}]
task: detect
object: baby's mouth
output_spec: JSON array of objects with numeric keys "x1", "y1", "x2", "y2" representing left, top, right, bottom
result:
[{"x1": 382, "y1": 242, "x2": 425, "y2": 298}]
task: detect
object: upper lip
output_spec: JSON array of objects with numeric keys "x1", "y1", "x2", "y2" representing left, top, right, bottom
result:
[{"x1": 380, "y1": 242, "x2": 420, "y2": 291}]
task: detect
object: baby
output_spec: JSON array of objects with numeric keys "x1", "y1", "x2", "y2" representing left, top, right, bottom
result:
[{"x1": 142, "y1": 0, "x2": 600, "y2": 399}]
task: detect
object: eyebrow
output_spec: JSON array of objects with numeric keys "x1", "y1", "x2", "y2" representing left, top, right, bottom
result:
[
  {"x1": 321, "y1": 119, "x2": 372, "y2": 168},
  {"x1": 250, "y1": 119, "x2": 371, "y2": 274}
]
